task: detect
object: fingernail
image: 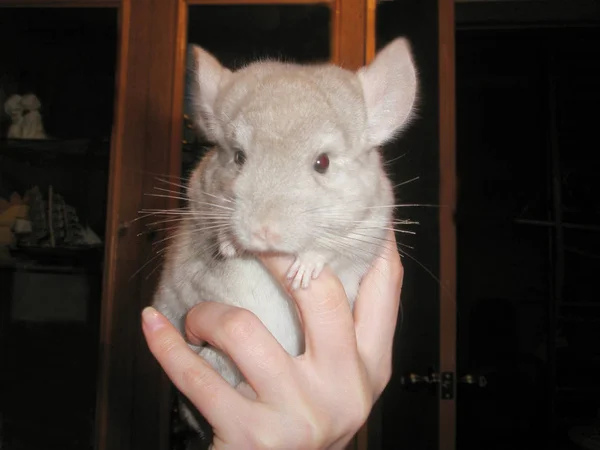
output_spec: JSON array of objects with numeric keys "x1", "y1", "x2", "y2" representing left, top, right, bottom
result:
[{"x1": 142, "y1": 306, "x2": 164, "y2": 331}]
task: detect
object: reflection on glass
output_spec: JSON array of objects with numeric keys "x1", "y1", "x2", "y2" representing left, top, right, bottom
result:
[{"x1": 0, "y1": 8, "x2": 118, "y2": 450}]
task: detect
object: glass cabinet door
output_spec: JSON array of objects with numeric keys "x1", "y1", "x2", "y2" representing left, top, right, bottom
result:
[{"x1": 0, "y1": 6, "x2": 120, "y2": 450}]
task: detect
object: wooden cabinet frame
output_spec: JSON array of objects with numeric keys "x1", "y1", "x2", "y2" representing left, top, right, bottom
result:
[
  {"x1": 0, "y1": 1, "x2": 456, "y2": 449},
  {"x1": 438, "y1": 1, "x2": 457, "y2": 449}
]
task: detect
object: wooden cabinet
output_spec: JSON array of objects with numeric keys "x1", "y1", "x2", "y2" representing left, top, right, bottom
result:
[{"x1": 0, "y1": 1, "x2": 456, "y2": 450}]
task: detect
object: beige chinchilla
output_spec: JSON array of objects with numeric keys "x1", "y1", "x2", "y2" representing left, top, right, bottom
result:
[{"x1": 152, "y1": 37, "x2": 418, "y2": 434}]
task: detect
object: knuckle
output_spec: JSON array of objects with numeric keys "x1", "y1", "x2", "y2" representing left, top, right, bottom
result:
[
  {"x1": 315, "y1": 278, "x2": 346, "y2": 310},
  {"x1": 181, "y1": 365, "x2": 211, "y2": 390},
  {"x1": 179, "y1": 365, "x2": 219, "y2": 408},
  {"x1": 219, "y1": 308, "x2": 256, "y2": 342}
]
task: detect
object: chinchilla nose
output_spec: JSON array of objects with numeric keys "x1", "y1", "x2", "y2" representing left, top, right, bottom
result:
[{"x1": 250, "y1": 223, "x2": 282, "y2": 246}]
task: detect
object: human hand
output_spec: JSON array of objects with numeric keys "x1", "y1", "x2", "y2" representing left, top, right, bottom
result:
[{"x1": 142, "y1": 230, "x2": 403, "y2": 450}]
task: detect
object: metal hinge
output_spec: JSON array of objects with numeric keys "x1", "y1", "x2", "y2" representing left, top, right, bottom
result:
[{"x1": 441, "y1": 371, "x2": 454, "y2": 400}]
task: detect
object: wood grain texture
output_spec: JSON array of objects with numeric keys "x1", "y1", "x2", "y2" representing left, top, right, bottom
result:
[
  {"x1": 333, "y1": 0, "x2": 366, "y2": 70},
  {"x1": 0, "y1": 0, "x2": 119, "y2": 6},
  {"x1": 95, "y1": 1, "x2": 159, "y2": 449},
  {"x1": 365, "y1": 0, "x2": 376, "y2": 63},
  {"x1": 188, "y1": 0, "x2": 331, "y2": 4},
  {"x1": 131, "y1": 0, "x2": 184, "y2": 449},
  {"x1": 438, "y1": 0, "x2": 457, "y2": 449}
]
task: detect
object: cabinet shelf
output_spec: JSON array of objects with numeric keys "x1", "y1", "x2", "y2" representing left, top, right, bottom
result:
[
  {"x1": 0, "y1": 138, "x2": 110, "y2": 165},
  {"x1": 2, "y1": 243, "x2": 102, "y2": 265}
]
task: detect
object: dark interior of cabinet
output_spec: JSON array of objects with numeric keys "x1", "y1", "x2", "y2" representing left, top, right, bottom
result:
[
  {"x1": 455, "y1": 21, "x2": 600, "y2": 450},
  {"x1": 0, "y1": 8, "x2": 117, "y2": 450}
]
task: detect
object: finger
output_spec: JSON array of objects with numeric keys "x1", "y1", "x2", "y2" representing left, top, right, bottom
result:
[
  {"x1": 141, "y1": 306, "x2": 250, "y2": 433},
  {"x1": 185, "y1": 302, "x2": 294, "y2": 402},
  {"x1": 259, "y1": 255, "x2": 356, "y2": 363},
  {"x1": 353, "y1": 230, "x2": 403, "y2": 393}
]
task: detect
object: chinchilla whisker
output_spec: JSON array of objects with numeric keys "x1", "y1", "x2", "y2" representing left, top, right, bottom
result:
[
  {"x1": 145, "y1": 217, "x2": 187, "y2": 227},
  {"x1": 152, "y1": 187, "x2": 230, "y2": 205},
  {"x1": 317, "y1": 217, "x2": 419, "y2": 227},
  {"x1": 316, "y1": 231, "x2": 362, "y2": 255},
  {"x1": 136, "y1": 211, "x2": 214, "y2": 221},
  {"x1": 155, "y1": 177, "x2": 189, "y2": 190},
  {"x1": 347, "y1": 229, "x2": 399, "y2": 245},
  {"x1": 382, "y1": 151, "x2": 410, "y2": 166},
  {"x1": 318, "y1": 241, "x2": 373, "y2": 271},
  {"x1": 155, "y1": 181, "x2": 235, "y2": 205},
  {"x1": 140, "y1": 219, "x2": 230, "y2": 237},
  {"x1": 317, "y1": 234, "x2": 372, "y2": 262},
  {"x1": 151, "y1": 231, "x2": 194, "y2": 247},
  {"x1": 311, "y1": 210, "x2": 418, "y2": 222},
  {"x1": 318, "y1": 220, "x2": 416, "y2": 235},
  {"x1": 153, "y1": 186, "x2": 186, "y2": 195},
  {"x1": 133, "y1": 212, "x2": 165, "y2": 222},
  {"x1": 341, "y1": 234, "x2": 389, "y2": 255},
  {"x1": 143, "y1": 192, "x2": 190, "y2": 202},
  {"x1": 134, "y1": 233, "x2": 207, "y2": 282},
  {"x1": 145, "y1": 260, "x2": 164, "y2": 281},
  {"x1": 318, "y1": 231, "x2": 386, "y2": 261},
  {"x1": 394, "y1": 247, "x2": 449, "y2": 300},
  {"x1": 392, "y1": 176, "x2": 420, "y2": 189},
  {"x1": 351, "y1": 231, "x2": 415, "y2": 250},
  {"x1": 303, "y1": 199, "x2": 378, "y2": 214},
  {"x1": 150, "y1": 224, "x2": 231, "y2": 248},
  {"x1": 358, "y1": 203, "x2": 440, "y2": 210},
  {"x1": 190, "y1": 223, "x2": 233, "y2": 234},
  {"x1": 140, "y1": 207, "x2": 189, "y2": 212},
  {"x1": 201, "y1": 214, "x2": 232, "y2": 221},
  {"x1": 134, "y1": 209, "x2": 192, "y2": 222},
  {"x1": 199, "y1": 189, "x2": 234, "y2": 204},
  {"x1": 143, "y1": 212, "x2": 230, "y2": 221},
  {"x1": 356, "y1": 225, "x2": 416, "y2": 236},
  {"x1": 130, "y1": 249, "x2": 166, "y2": 281},
  {"x1": 144, "y1": 193, "x2": 235, "y2": 211},
  {"x1": 140, "y1": 211, "x2": 225, "y2": 218},
  {"x1": 142, "y1": 216, "x2": 226, "y2": 228},
  {"x1": 137, "y1": 208, "x2": 188, "y2": 216},
  {"x1": 139, "y1": 169, "x2": 191, "y2": 183},
  {"x1": 137, "y1": 225, "x2": 181, "y2": 237},
  {"x1": 312, "y1": 204, "x2": 435, "y2": 216}
]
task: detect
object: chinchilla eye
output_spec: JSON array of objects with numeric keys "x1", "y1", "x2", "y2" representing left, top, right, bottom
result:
[
  {"x1": 313, "y1": 153, "x2": 330, "y2": 174},
  {"x1": 234, "y1": 150, "x2": 246, "y2": 166}
]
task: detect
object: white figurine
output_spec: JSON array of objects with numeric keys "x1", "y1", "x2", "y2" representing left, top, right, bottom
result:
[
  {"x1": 20, "y1": 93, "x2": 46, "y2": 139},
  {"x1": 4, "y1": 94, "x2": 24, "y2": 138}
]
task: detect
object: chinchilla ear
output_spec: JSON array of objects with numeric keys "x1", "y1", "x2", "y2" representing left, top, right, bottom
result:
[
  {"x1": 188, "y1": 45, "x2": 232, "y2": 144},
  {"x1": 357, "y1": 37, "x2": 418, "y2": 148}
]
